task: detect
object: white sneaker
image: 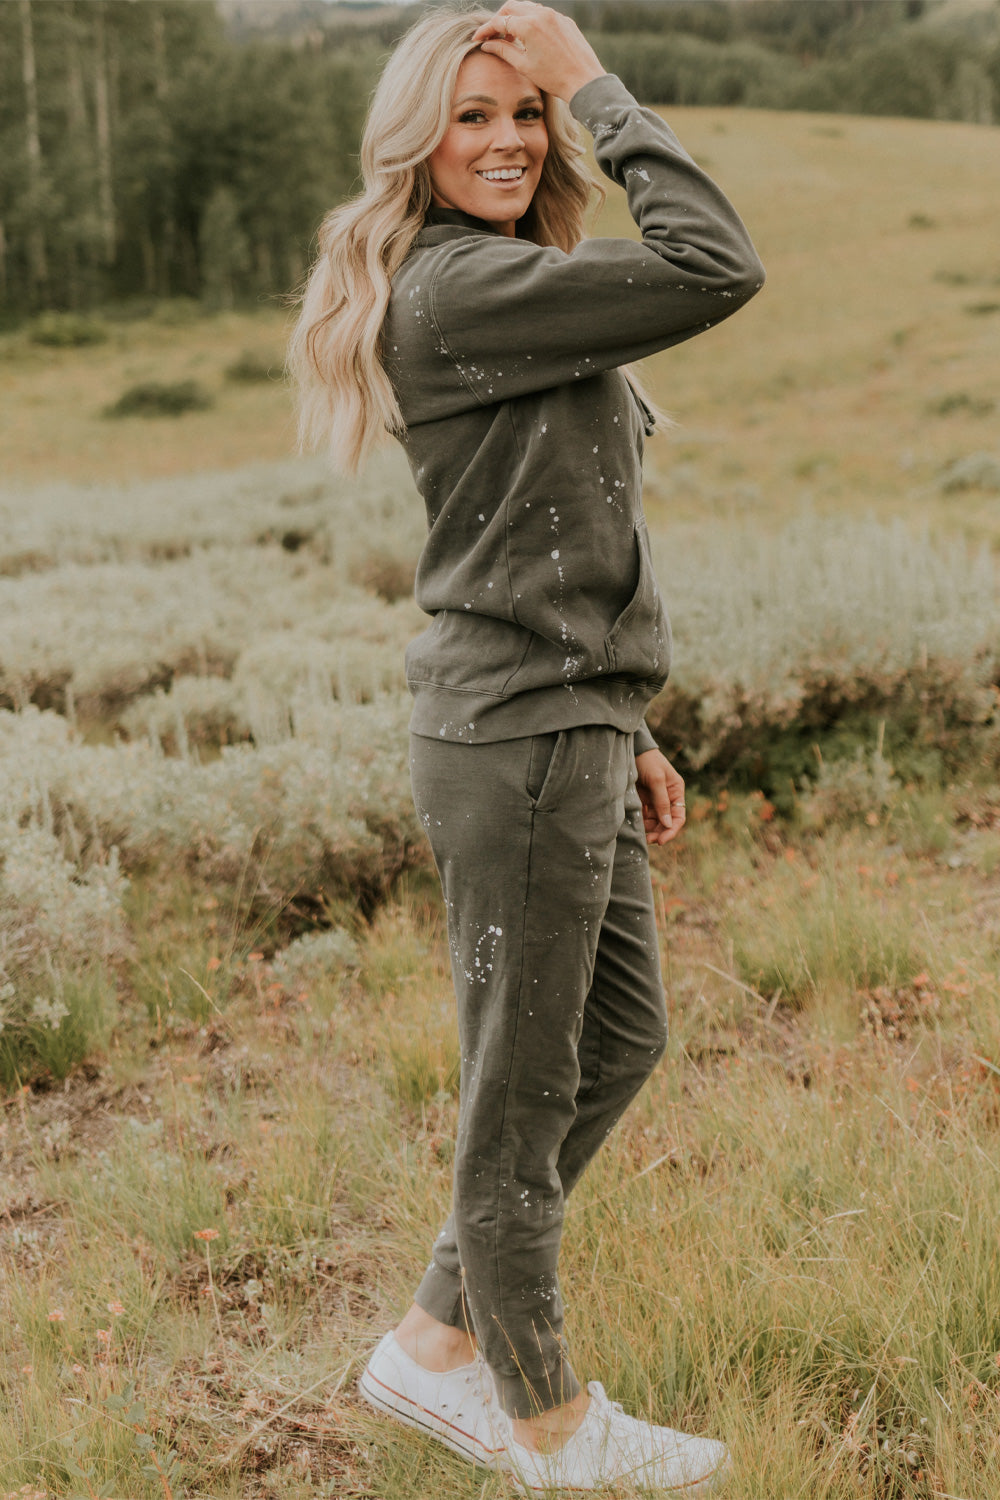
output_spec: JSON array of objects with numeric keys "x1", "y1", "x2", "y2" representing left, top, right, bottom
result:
[
  {"x1": 358, "y1": 1330, "x2": 504, "y2": 1468},
  {"x1": 496, "y1": 1381, "x2": 730, "y2": 1495}
]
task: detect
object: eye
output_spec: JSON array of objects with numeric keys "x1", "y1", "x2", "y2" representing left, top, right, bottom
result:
[
  {"x1": 458, "y1": 109, "x2": 488, "y2": 124},
  {"x1": 517, "y1": 107, "x2": 544, "y2": 122}
]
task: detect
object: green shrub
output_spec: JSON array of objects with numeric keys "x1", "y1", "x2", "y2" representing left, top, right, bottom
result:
[
  {"x1": 103, "y1": 380, "x2": 213, "y2": 419},
  {"x1": 225, "y1": 349, "x2": 280, "y2": 383},
  {"x1": 29, "y1": 312, "x2": 109, "y2": 348},
  {"x1": 151, "y1": 296, "x2": 203, "y2": 326},
  {"x1": 799, "y1": 736, "x2": 900, "y2": 833},
  {"x1": 592, "y1": 31, "x2": 789, "y2": 108},
  {"x1": 927, "y1": 392, "x2": 995, "y2": 417},
  {"x1": 0, "y1": 971, "x2": 118, "y2": 1091}
]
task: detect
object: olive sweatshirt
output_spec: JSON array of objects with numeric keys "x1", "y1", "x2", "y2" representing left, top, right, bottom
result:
[{"x1": 383, "y1": 73, "x2": 764, "y2": 751}]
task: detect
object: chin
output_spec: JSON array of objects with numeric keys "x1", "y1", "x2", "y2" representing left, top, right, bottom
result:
[{"x1": 474, "y1": 193, "x2": 533, "y2": 223}]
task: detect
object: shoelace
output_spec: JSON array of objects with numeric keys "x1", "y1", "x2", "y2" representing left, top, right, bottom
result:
[{"x1": 472, "y1": 1357, "x2": 507, "y2": 1432}]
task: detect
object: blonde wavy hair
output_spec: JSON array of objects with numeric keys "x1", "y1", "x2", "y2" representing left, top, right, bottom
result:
[{"x1": 287, "y1": 4, "x2": 601, "y2": 474}]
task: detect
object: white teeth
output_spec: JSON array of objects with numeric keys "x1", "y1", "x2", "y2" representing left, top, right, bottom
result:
[{"x1": 478, "y1": 168, "x2": 524, "y2": 182}]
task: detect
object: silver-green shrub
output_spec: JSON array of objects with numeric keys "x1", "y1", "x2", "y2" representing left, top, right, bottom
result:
[
  {"x1": 271, "y1": 927, "x2": 361, "y2": 992},
  {"x1": 0, "y1": 449, "x2": 421, "y2": 575},
  {"x1": 0, "y1": 696, "x2": 419, "y2": 914},
  {"x1": 658, "y1": 514, "x2": 997, "y2": 690},
  {"x1": 650, "y1": 513, "x2": 1000, "y2": 772},
  {"x1": 0, "y1": 811, "x2": 128, "y2": 1083},
  {"x1": 118, "y1": 674, "x2": 250, "y2": 751},
  {"x1": 4, "y1": 460, "x2": 999, "y2": 789},
  {"x1": 0, "y1": 551, "x2": 421, "y2": 721}
]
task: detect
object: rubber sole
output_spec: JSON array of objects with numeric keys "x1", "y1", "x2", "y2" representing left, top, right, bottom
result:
[
  {"x1": 360, "y1": 1357, "x2": 730, "y2": 1496},
  {"x1": 500, "y1": 1448, "x2": 732, "y2": 1495},
  {"x1": 357, "y1": 1364, "x2": 502, "y2": 1468}
]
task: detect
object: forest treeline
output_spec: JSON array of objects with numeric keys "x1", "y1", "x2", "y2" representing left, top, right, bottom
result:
[{"x1": 2, "y1": 0, "x2": 997, "y2": 320}]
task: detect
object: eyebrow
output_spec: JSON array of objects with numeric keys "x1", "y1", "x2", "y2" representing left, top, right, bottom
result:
[{"x1": 454, "y1": 93, "x2": 542, "y2": 107}]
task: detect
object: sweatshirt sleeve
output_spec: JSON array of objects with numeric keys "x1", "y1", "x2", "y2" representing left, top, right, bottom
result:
[
  {"x1": 634, "y1": 721, "x2": 658, "y2": 757},
  {"x1": 420, "y1": 74, "x2": 764, "y2": 409}
]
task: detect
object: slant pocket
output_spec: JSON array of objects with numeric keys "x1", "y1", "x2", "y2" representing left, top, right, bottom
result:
[{"x1": 525, "y1": 730, "x2": 565, "y2": 810}]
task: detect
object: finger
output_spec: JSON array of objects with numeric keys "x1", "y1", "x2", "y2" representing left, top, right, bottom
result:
[
  {"x1": 649, "y1": 777, "x2": 674, "y2": 832},
  {"x1": 479, "y1": 37, "x2": 529, "y2": 60},
  {"x1": 648, "y1": 791, "x2": 686, "y2": 845},
  {"x1": 648, "y1": 813, "x2": 683, "y2": 847},
  {"x1": 472, "y1": 9, "x2": 521, "y2": 43}
]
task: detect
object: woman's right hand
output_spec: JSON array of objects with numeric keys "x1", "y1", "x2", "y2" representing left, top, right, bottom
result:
[{"x1": 473, "y1": 0, "x2": 605, "y2": 104}]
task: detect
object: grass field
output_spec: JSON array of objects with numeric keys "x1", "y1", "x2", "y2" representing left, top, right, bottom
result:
[
  {"x1": 3, "y1": 108, "x2": 998, "y2": 532},
  {"x1": 1, "y1": 106, "x2": 1000, "y2": 1499}
]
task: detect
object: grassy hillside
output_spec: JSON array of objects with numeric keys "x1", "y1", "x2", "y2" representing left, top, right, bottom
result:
[
  {"x1": 622, "y1": 108, "x2": 1000, "y2": 537},
  {"x1": 3, "y1": 108, "x2": 998, "y2": 535}
]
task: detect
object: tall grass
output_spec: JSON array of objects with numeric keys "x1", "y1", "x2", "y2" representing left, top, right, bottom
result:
[{"x1": 3, "y1": 792, "x2": 1000, "y2": 1495}]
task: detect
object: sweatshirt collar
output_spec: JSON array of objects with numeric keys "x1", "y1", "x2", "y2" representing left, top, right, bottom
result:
[{"x1": 421, "y1": 206, "x2": 504, "y2": 236}]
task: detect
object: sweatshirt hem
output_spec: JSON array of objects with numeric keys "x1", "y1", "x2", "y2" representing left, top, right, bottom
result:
[{"x1": 409, "y1": 678, "x2": 663, "y2": 744}]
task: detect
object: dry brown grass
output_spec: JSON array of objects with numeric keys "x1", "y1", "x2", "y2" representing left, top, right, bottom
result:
[{"x1": 4, "y1": 797, "x2": 1000, "y2": 1496}]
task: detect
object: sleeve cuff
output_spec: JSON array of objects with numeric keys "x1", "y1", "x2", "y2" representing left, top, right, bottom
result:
[
  {"x1": 568, "y1": 72, "x2": 637, "y2": 132},
  {"x1": 634, "y1": 722, "x2": 658, "y2": 758}
]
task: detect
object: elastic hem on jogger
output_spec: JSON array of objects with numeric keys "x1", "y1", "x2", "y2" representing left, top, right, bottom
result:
[
  {"x1": 494, "y1": 1352, "x2": 582, "y2": 1420},
  {"x1": 414, "y1": 1258, "x2": 469, "y2": 1334}
]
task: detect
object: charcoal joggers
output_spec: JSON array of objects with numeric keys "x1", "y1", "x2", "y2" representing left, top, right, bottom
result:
[{"x1": 409, "y1": 725, "x2": 668, "y2": 1419}]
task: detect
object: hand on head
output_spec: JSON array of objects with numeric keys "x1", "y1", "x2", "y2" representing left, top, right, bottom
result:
[{"x1": 473, "y1": 1, "x2": 604, "y2": 103}]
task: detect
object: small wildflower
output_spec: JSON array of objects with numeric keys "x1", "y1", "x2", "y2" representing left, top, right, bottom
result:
[
  {"x1": 47, "y1": 1309, "x2": 66, "y2": 1322},
  {"x1": 72, "y1": 1363, "x2": 85, "y2": 1374},
  {"x1": 96, "y1": 1328, "x2": 111, "y2": 1345},
  {"x1": 194, "y1": 1227, "x2": 220, "y2": 1241},
  {"x1": 21, "y1": 1365, "x2": 32, "y2": 1375},
  {"x1": 206, "y1": 956, "x2": 221, "y2": 971},
  {"x1": 200, "y1": 1286, "x2": 213, "y2": 1297},
  {"x1": 107, "y1": 1300, "x2": 125, "y2": 1316},
  {"x1": 248, "y1": 952, "x2": 264, "y2": 963}
]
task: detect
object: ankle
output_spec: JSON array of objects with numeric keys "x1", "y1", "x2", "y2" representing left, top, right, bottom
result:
[
  {"x1": 511, "y1": 1390, "x2": 591, "y2": 1454},
  {"x1": 394, "y1": 1303, "x2": 476, "y2": 1373}
]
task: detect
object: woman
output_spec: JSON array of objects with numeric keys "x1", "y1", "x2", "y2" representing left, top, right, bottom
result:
[{"x1": 291, "y1": 2, "x2": 763, "y2": 1491}]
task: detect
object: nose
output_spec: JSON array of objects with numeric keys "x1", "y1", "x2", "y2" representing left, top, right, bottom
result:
[{"x1": 490, "y1": 112, "x2": 525, "y2": 153}]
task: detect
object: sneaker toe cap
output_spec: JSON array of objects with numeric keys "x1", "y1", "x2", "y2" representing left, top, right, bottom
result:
[{"x1": 660, "y1": 1432, "x2": 730, "y2": 1490}]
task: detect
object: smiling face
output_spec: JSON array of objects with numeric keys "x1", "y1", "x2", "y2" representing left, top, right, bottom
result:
[{"x1": 427, "y1": 50, "x2": 549, "y2": 237}]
